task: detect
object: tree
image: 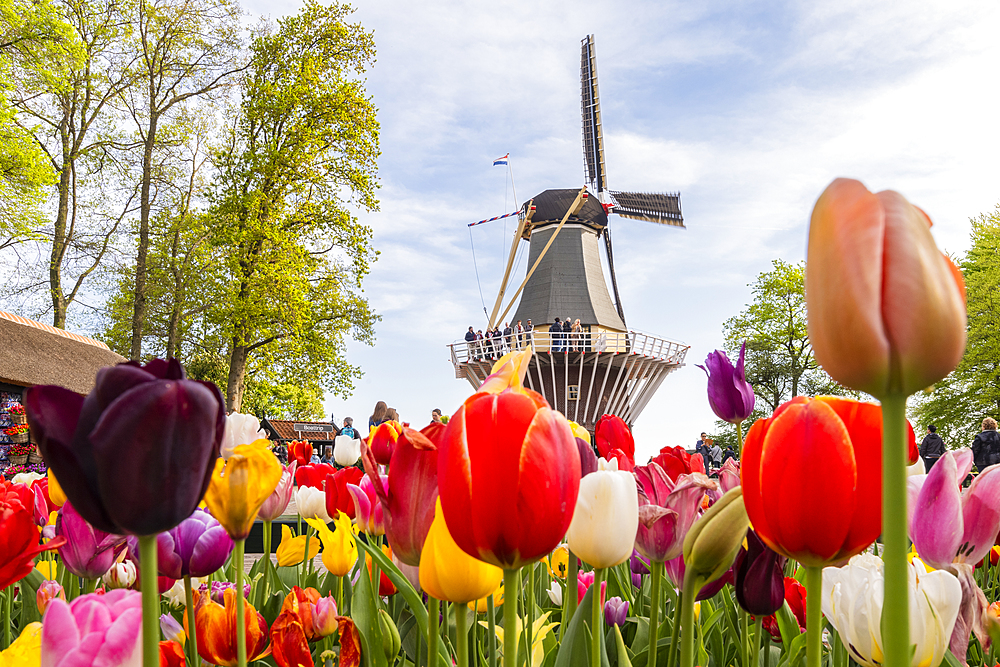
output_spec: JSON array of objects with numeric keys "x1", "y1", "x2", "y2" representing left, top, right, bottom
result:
[
  {"x1": 124, "y1": 0, "x2": 243, "y2": 359},
  {"x1": 910, "y1": 206, "x2": 1000, "y2": 448},
  {"x1": 208, "y1": 0, "x2": 380, "y2": 411}
]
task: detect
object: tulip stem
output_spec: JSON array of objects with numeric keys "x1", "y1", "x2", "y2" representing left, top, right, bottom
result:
[
  {"x1": 740, "y1": 608, "x2": 749, "y2": 667},
  {"x1": 736, "y1": 421, "x2": 744, "y2": 458},
  {"x1": 2, "y1": 586, "x2": 10, "y2": 650},
  {"x1": 562, "y1": 549, "x2": 579, "y2": 641},
  {"x1": 138, "y1": 534, "x2": 160, "y2": 667},
  {"x1": 503, "y1": 569, "x2": 520, "y2": 667},
  {"x1": 234, "y1": 538, "x2": 247, "y2": 667},
  {"x1": 804, "y1": 566, "x2": 822, "y2": 667},
  {"x1": 429, "y1": 597, "x2": 440, "y2": 667},
  {"x1": 456, "y1": 599, "x2": 469, "y2": 667},
  {"x1": 184, "y1": 574, "x2": 199, "y2": 667},
  {"x1": 751, "y1": 617, "x2": 762, "y2": 667},
  {"x1": 526, "y1": 562, "x2": 534, "y2": 667},
  {"x1": 263, "y1": 519, "x2": 272, "y2": 562},
  {"x1": 679, "y1": 570, "x2": 702, "y2": 667},
  {"x1": 83, "y1": 577, "x2": 97, "y2": 595},
  {"x1": 667, "y1": 587, "x2": 682, "y2": 667},
  {"x1": 648, "y1": 560, "x2": 662, "y2": 667},
  {"x1": 591, "y1": 568, "x2": 604, "y2": 667},
  {"x1": 881, "y1": 393, "x2": 909, "y2": 667},
  {"x1": 487, "y1": 593, "x2": 497, "y2": 667},
  {"x1": 305, "y1": 526, "x2": 313, "y2": 576}
]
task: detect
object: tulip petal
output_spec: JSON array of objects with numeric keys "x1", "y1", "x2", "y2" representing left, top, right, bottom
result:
[
  {"x1": 958, "y1": 466, "x2": 1000, "y2": 565},
  {"x1": 911, "y1": 451, "x2": 963, "y2": 569}
]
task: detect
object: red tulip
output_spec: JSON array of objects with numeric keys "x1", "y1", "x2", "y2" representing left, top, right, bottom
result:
[
  {"x1": 595, "y1": 415, "x2": 635, "y2": 464},
  {"x1": 368, "y1": 420, "x2": 403, "y2": 466},
  {"x1": 806, "y1": 178, "x2": 966, "y2": 397},
  {"x1": 159, "y1": 640, "x2": 186, "y2": 667},
  {"x1": 605, "y1": 448, "x2": 634, "y2": 472},
  {"x1": 361, "y1": 426, "x2": 439, "y2": 566},
  {"x1": 0, "y1": 480, "x2": 65, "y2": 589},
  {"x1": 652, "y1": 446, "x2": 706, "y2": 480},
  {"x1": 325, "y1": 467, "x2": 364, "y2": 520},
  {"x1": 438, "y1": 377, "x2": 581, "y2": 570},
  {"x1": 294, "y1": 463, "x2": 336, "y2": 490},
  {"x1": 742, "y1": 396, "x2": 915, "y2": 566},
  {"x1": 288, "y1": 440, "x2": 313, "y2": 468}
]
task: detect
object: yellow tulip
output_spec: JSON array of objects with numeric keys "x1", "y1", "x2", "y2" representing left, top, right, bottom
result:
[
  {"x1": 35, "y1": 561, "x2": 57, "y2": 580},
  {"x1": 0, "y1": 622, "x2": 41, "y2": 667},
  {"x1": 479, "y1": 611, "x2": 558, "y2": 667},
  {"x1": 306, "y1": 514, "x2": 358, "y2": 576},
  {"x1": 568, "y1": 421, "x2": 591, "y2": 445},
  {"x1": 547, "y1": 545, "x2": 569, "y2": 579},
  {"x1": 420, "y1": 499, "x2": 503, "y2": 603},
  {"x1": 468, "y1": 583, "x2": 504, "y2": 612},
  {"x1": 275, "y1": 524, "x2": 321, "y2": 567},
  {"x1": 47, "y1": 470, "x2": 66, "y2": 507},
  {"x1": 203, "y1": 440, "x2": 282, "y2": 540}
]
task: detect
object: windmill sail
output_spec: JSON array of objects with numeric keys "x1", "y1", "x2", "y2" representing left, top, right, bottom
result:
[
  {"x1": 581, "y1": 35, "x2": 607, "y2": 195},
  {"x1": 609, "y1": 191, "x2": 685, "y2": 227}
]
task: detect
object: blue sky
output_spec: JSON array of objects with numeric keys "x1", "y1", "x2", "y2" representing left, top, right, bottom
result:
[{"x1": 239, "y1": 0, "x2": 1000, "y2": 461}]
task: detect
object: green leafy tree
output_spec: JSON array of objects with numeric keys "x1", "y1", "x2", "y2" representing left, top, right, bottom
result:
[{"x1": 910, "y1": 206, "x2": 1000, "y2": 448}]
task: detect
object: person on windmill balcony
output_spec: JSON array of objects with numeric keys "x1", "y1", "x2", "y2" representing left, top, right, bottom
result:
[
  {"x1": 564, "y1": 316, "x2": 572, "y2": 352},
  {"x1": 525, "y1": 319, "x2": 533, "y2": 348},
  {"x1": 503, "y1": 322, "x2": 513, "y2": 354},
  {"x1": 465, "y1": 326, "x2": 476, "y2": 359},
  {"x1": 572, "y1": 318, "x2": 583, "y2": 352},
  {"x1": 549, "y1": 318, "x2": 562, "y2": 353},
  {"x1": 515, "y1": 321, "x2": 524, "y2": 349}
]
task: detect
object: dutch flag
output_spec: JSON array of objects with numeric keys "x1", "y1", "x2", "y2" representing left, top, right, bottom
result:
[{"x1": 493, "y1": 153, "x2": 509, "y2": 166}]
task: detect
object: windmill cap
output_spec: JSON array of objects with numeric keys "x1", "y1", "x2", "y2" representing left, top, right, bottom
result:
[{"x1": 521, "y1": 189, "x2": 608, "y2": 229}]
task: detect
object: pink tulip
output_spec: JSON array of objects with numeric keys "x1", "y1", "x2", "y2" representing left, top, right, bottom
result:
[
  {"x1": 56, "y1": 501, "x2": 127, "y2": 580},
  {"x1": 577, "y1": 570, "x2": 607, "y2": 606},
  {"x1": 41, "y1": 589, "x2": 142, "y2": 666},
  {"x1": 348, "y1": 473, "x2": 388, "y2": 535},
  {"x1": 717, "y1": 459, "x2": 741, "y2": 494},
  {"x1": 259, "y1": 460, "x2": 298, "y2": 522},
  {"x1": 634, "y1": 462, "x2": 716, "y2": 563}
]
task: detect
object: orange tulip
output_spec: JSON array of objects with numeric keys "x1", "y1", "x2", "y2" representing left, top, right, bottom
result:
[
  {"x1": 806, "y1": 178, "x2": 966, "y2": 397},
  {"x1": 184, "y1": 588, "x2": 270, "y2": 666},
  {"x1": 159, "y1": 640, "x2": 186, "y2": 667}
]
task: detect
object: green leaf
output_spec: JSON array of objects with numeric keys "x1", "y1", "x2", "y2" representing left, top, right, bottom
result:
[
  {"x1": 614, "y1": 624, "x2": 634, "y2": 667},
  {"x1": 774, "y1": 600, "x2": 801, "y2": 654},
  {"x1": 554, "y1": 585, "x2": 611, "y2": 667},
  {"x1": 18, "y1": 569, "x2": 45, "y2": 626}
]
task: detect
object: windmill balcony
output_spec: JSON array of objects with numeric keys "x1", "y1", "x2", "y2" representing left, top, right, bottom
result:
[{"x1": 448, "y1": 330, "x2": 689, "y2": 432}]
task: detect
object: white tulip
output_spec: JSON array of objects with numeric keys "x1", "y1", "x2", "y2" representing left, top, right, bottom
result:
[
  {"x1": 295, "y1": 486, "x2": 332, "y2": 523},
  {"x1": 162, "y1": 577, "x2": 206, "y2": 608},
  {"x1": 102, "y1": 560, "x2": 137, "y2": 590},
  {"x1": 334, "y1": 434, "x2": 361, "y2": 467},
  {"x1": 565, "y1": 458, "x2": 638, "y2": 569},
  {"x1": 823, "y1": 553, "x2": 961, "y2": 667},
  {"x1": 546, "y1": 582, "x2": 563, "y2": 606},
  {"x1": 11, "y1": 471, "x2": 44, "y2": 486},
  {"x1": 222, "y1": 412, "x2": 267, "y2": 459}
]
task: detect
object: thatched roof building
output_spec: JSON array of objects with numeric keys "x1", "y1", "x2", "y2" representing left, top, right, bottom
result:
[{"x1": 0, "y1": 310, "x2": 126, "y2": 395}]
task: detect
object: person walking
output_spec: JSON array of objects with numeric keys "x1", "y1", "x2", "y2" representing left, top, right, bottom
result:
[
  {"x1": 972, "y1": 418, "x2": 1000, "y2": 472},
  {"x1": 919, "y1": 424, "x2": 946, "y2": 472}
]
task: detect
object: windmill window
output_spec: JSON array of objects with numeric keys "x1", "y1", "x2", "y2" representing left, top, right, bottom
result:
[{"x1": 568, "y1": 385, "x2": 580, "y2": 401}]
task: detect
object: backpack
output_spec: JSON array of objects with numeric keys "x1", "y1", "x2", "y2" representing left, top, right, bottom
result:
[{"x1": 341, "y1": 426, "x2": 356, "y2": 439}]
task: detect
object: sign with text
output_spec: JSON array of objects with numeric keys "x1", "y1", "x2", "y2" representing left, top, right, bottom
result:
[{"x1": 293, "y1": 423, "x2": 334, "y2": 433}]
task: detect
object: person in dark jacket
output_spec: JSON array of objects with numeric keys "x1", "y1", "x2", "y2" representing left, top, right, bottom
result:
[
  {"x1": 549, "y1": 318, "x2": 562, "y2": 352},
  {"x1": 972, "y1": 417, "x2": 1000, "y2": 472},
  {"x1": 919, "y1": 424, "x2": 946, "y2": 472}
]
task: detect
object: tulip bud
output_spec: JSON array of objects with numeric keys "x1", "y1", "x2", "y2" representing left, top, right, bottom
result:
[
  {"x1": 36, "y1": 579, "x2": 65, "y2": 614},
  {"x1": 682, "y1": 487, "x2": 749, "y2": 586},
  {"x1": 159, "y1": 613, "x2": 186, "y2": 645},
  {"x1": 547, "y1": 582, "x2": 563, "y2": 606},
  {"x1": 378, "y1": 608, "x2": 401, "y2": 661},
  {"x1": 312, "y1": 596, "x2": 339, "y2": 638},
  {"x1": 697, "y1": 343, "x2": 755, "y2": 424},
  {"x1": 604, "y1": 596, "x2": 629, "y2": 627},
  {"x1": 103, "y1": 560, "x2": 136, "y2": 589}
]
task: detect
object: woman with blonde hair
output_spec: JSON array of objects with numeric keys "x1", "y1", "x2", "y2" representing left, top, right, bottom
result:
[
  {"x1": 369, "y1": 401, "x2": 388, "y2": 430},
  {"x1": 571, "y1": 319, "x2": 583, "y2": 352},
  {"x1": 972, "y1": 417, "x2": 1000, "y2": 472}
]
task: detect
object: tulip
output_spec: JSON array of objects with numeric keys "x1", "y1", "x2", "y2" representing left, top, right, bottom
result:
[
  {"x1": 46, "y1": 469, "x2": 66, "y2": 507},
  {"x1": 635, "y1": 462, "x2": 715, "y2": 563},
  {"x1": 56, "y1": 501, "x2": 125, "y2": 580},
  {"x1": 185, "y1": 588, "x2": 270, "y2": 666},
  {"x1": 103, "y1": 559, "x2": 137, "y2": 589},
  {"x1": 630, "y1": 549, "x2": 650, "y2": 575},
  {"x1": 604, "y1": 448, "x2": 634, "y2": 472},
  {"x1": 270, "y1": 608, "x2": 314, "y2": 667},
  {"x1": 0, "y1": 481, "x2": 65, "y2": 590},
  {"x1": 306, "y1": 513, "x2": 358, "y2": 577},
  {"x1": 717, "y1": 458, "x2": 740, "y2": 494},
  {"x1": 604, "y1": 597, "x2": 628, "y2": 627},
  {"x1": 347, "y1": 473, "x2": 387, "y2": 535},
  {"x1": 806, "y1": 178, "x2": 966, "y2": 399},
  {"x1": 203, "y1": 440, "x2": 283, "y2": 541},
  {"x1": 594, "y1": 414, "x2": 635, "y2": 464},
  {"x1": 30, "y1": 478, "x2": 54, "y2": 527},
  {"x1": 159, "y1": 641, "x2": 186, "y2": 667},
  {"x1": 199, "y1": 581, "x2": 251, "y2": 605},
  {"x1": 313, "y1": 596, "x2": 339, "y2": 638},
  {"x1": 325, "y1": 467, "x2": 364, "y2": 520},
  {"x1": 420, "y1": 498, "x2": 503, "y2": 603},
  {"x1": 576, "y1": 570, "x2": 607, "y2": 606},
  {"x1": 576, "y1": 437, "x2": 599, "y2": 477},
  {"x1": 568, "y1": 420, "x2": 591, "y2": 444},
  {"x1": 664, "y1": 554, "x2": 733, "y2": 601},
  {"x1": 360, "y1": 426, "x2": 439, "y2": 566},
  {"x1": 548, "y1": 545, "x2": 569, "y2": 579},
  {"x1": 36, "y1": 580, "x2": 65, "y2": 615},
  {"x1": 259, "y1": 461, "x2": 297, "y2": 522},
  {"x1": 368, "y1": 420, "x2": 402, "y2": 465},
  {"x1": 0, "y1": 622, "x2": 42, "y2": 665},
  {"x1": 333, "y1": 435, "x2": 362, "y2": 467},
  {"x1": 26, "y1": 358, "x2": 226, "y2": 536},
  {"x1": 276, "y1": 587, "x2": 323, "y2": 643},
  {"x1": 276, "y1": 524, "x2": 321, "y2": 567},
  {"x1": 565, "y1": 458, "x2": 638, "y2": 568},
  {"x1": 162, "y1": 578, "x2": 205, "y2": 608},
  {"x1": 823, "y1": 553, "x2": 961, "y2": 667},
  {"x1": 698, "y1": 343, "x2": 756, "y2": 426},
  {"x1": 41, "y1": 590, "x2": 143, "y2": 666},
  {"x1": 468, "y1": 583, "x2": 504, "y2": 613},
  {"x1": 11, "y1": 471, "x2": 44, "y2": 486},
  {"x1": 733, "y1": 529, "x2": 785, "y2": 616},
  {"x1": 288, "y1": 440, "x2": 312, "y2": 467},
  {"x1": 160, "y1": 613, "x2": 186, "y2": 646},
  {"x1": 652, "y1": 445, "x2": 706, "y2": 479},
  {"x1": 546, "y1": 582, "x2": 563, "y2": 606},
  {"x1": 142, "y1": 508, "x2": 235, "y2": 580},
  {"x1": 761, "y1": 577, "x2": 807, "y2": 642},
  {"x1": 294, "y1": 462, "x2": 336, "y2": 490},
  {"x1": 222, "y1": 412, "x2": 267, "y2": 460},
  {"x1": 293, "y1": 486, "x2": 331, "y2": 523}
]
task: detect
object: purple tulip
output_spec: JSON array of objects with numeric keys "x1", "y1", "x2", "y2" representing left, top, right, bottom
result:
[
  {"x1": 127, "y1": 508, "x2": 233, "y2": 579},
  {"x1": 26, "y1": 358, "x2": 226, "y2": 535},
  {"x1": 634, "y1": 462, "x2": 715, "y2": 562},
  {"x1": 665, "y1": 553, "x2": 733, "y2": 601},
  {"x1": 631, "y1": 572, "x2": 642, "y2": 589},
  {"x1": 56, "y1": 501, "x2": 127, "y2": 579},
  {"x1": 697, "y1": 342, "x2": 755, "y2": 424},
  {"x1": 604, "y1": 596, "x2": 629, "y2": 627},
  {"x1": 576, "y1": 437, "x2": 599, "y2": 477},
  {"x1": 630, "y1": 549, "x2": 650, "y2": 575},
  {"x1": 733, "y1": 529, "x2": 785, "y2": 616},
  {"x1": 200, "y1": 580, "x2": 251, "y2": 604}
]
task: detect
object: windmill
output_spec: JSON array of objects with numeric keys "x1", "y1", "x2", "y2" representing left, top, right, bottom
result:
[{"x1": 450, "y1": 34, "x2": 690, "y2": 432}]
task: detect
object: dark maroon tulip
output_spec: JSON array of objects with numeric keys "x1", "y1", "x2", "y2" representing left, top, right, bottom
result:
[
  {"x1": 26, "y1": 358, "x2": 225, "y2": 535},
  {"x1": 127, "y1": 508, "x2": 233, "y2": 579},
  {"x1": 665, "y1": 553, "x2": 733, "y2": 601},
  {"x1": 576, "y1": 437, "x2": 599, "y2": 477},
  {"x1": 361, "y1": 425, "x2": 439, "y2": 566},
  {"x1": 733, "y1": 529, "x2": 786, "y2": 616},
  {"x1": 697, "y1": 342, "x2": 756, "y2": 424},
  {"x1": 56, "y1": 501, "x2": 127, "y2": 579}
]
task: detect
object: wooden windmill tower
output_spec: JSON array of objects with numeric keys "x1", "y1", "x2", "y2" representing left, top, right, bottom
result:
[{"x1": 449, "y1": 35, "x2": 690, "y2": 432}]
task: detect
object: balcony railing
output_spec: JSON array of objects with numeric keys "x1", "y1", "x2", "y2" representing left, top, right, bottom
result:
[{"x1": 448, "y1": 330, "x2": 689, "y2": 367}]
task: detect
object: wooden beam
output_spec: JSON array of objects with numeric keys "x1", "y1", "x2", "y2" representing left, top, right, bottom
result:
[{"x1": 488, "y1": 202, "x2": 535, "y2": 330}]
